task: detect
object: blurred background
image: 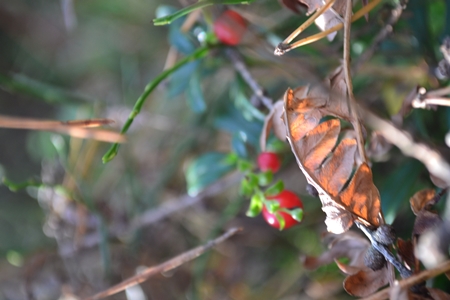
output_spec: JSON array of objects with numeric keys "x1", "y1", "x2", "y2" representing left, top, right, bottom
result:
[{"x1": 0, "y1": 0, "x2": 449, "y2": 299}]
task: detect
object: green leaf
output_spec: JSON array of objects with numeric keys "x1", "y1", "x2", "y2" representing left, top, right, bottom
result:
[
  {"x1": 237, "y1": 160, "x2": 253, "y2": 173},
  {"x1": 246, "y1": 193, "x2": 263, "y2": 217},
  {"x1": 153, "y1": 0, "x2": 256, "y2": 26},
  {"x1": 265, "y1": 200, "x2": 280, "y2": 214},
  {"x1": 264, "y1": 180, "x2": 284, "y2": 197},
  {"x1": 275, "y1": 213, "x2": 285, "y2": 231},
  {"x1": 231, "y1": 132, "x2": 248, "y2": 158},
  {"x1": 257, "y1": 171, "x2": 273, "y2": 186},
  {"x1": 186, "y1": 71, "x2": 206, "y2": 113},
  {"x1": 185, "y1": 152, "x2": 234, "y2": 196},
  {"x1": 248, "y1": 173, "x2": 258, "y2": 187},
  {"x1": 239, "y1": 178, "x2": 253, "y2": 197},
  {"x1": 289, "y1": 208, "x2": 303, "y2": 222}
]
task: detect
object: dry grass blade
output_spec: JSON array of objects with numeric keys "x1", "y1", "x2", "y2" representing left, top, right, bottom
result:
[
  {"x1": 0, "y1": 115, "x2": 125, "y2": 143},
  {"x1": 83, "y1": 228, "x2": 242, "y2": 300},
  {"x1": 283, "y1": 85, "x2": 382, "y2": 233}
]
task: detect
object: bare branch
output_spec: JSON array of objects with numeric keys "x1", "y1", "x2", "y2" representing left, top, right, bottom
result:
[
  {"x1": 361, "y1": 260, "x2": 450, "y2": 300},
  {"x1": 225, "y1": 48, "x2": 273, "y2": 110},
  {"x1": 360, "y1": 108, "x2": 450, "y2": 187},
  {"x1": 83, "y1": 227, "x2": 242, "y2": 300},
  {"x1": 343, "y1": 0, "x2": 368, "y2": 164}
]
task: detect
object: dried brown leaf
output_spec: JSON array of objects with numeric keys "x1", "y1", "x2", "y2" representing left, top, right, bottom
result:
[
  {"x1": 343, "y1": 268, "x2": 389, "y2": 297},
  {"x1": 284, "y1": 76, "x2": 381, "y2": 233},
  {"x1": 413, "y1": 210, "x2": 442, "y2": 237},
  {"x1": 260, "y1": 100, "x2": 286, "y2": 151},
  {"x1": 410, "y1": 189, "x2": 436, "y2": 215},
  {"x1": 397, "y1": 238, "x2": 415, "y2": 271},
  {"x1": 303, "y1": 231, "x2": 369, "y2": 270}
]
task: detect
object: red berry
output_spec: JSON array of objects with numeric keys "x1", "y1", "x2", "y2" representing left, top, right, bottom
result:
[
  {"x1": 257, "y1": 152, "x2": 281, "y2": 173},
  {"x1": 213, "y1": 10, "x2": 247, "y2": 46},
  {"x1": 262, "y1": 190, "x2": 303, "y2": 230}
]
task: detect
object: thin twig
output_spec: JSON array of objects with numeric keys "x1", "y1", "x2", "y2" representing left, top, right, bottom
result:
[
  {"x1": 360, "y1": 108, "x2": 450, "y2": 187},
  {"x1": 225, "y1": 48, "x2": 274, "y2": 110},
  {"x1": 356, "y1": 222, "x2": 412, "y2": 278},
  {"x1": 129, "y1": 172, "x2": 242, "y2": 232},
  {"x1": 354, "y1": 1, "x2": 406, "y2": 71},
  {"x1": 83, "y1": 227, "x2": 242, "y2": 300},
  {"x1": 343, "y1": 0, "x2": 368, "y2": 164},
  {"x1": 274, "y1": 0, "x2": 382, "y2": 55},
  {"x1": 361, "y1": 260, "x2": 450, "y2": 300}
]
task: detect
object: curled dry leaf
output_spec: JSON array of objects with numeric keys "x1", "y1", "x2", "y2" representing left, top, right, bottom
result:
[
  {"x1": 283, "y1": 71, "x2": 382, "y2": 233},
  {"x1": 410, "y1": 189, "x2": 436, "y2": 215},
  {"x1": 303, "y1": 231, "x2": 389, "y2": 298},
  {"x1": 260, "y1": 100, "x2": 286, "y2": 151}
]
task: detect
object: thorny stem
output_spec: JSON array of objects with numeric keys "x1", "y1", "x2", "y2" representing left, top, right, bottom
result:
[
  {"x1": 356, "y1": 222, "x2": 413, "y2": 278},
  {"x1": 225, "y1": 48, "x2": 274, "y2": 110},
  {"x1": 343, "y1": 0, "x2": 368, "y2": 164}
]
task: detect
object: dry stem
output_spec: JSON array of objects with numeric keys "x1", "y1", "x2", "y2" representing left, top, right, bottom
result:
[
  {"x1": 361, "y1": 260, "x2": 450, "y2": 300},
  {"x1": 343, "y1": 0, "x2": 368, "y2": 164},
  {"x1": 83, "y1": 227, "x2": 242, "y2": 300}
]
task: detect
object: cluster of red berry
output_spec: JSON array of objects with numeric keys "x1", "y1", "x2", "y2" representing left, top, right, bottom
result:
[{"x1": 257, "y1": 152, "x2": 304, "y2": 230}]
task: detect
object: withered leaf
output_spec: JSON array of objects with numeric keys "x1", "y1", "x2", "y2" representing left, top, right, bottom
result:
[
  {"x1": 284, "y1": 84, "x2": 381, "y2": 233},
  {"x1": 397, "y1": 238, "x2": 415, "y2": 271},
  {"x1": 259, "y1": 100, "x2": 286, "y2": 151},
  {"x1": 303, "y1": 231, "x2": 369, "y2": 270},
  {"x1": 410, "y1": 189, "x2": 436, "y2": 215},
  {"x1": 303, "y1": 231, "x2": 389, "y2": 298},
  {"x1": 413, "y1": 210, "x2": 442, "y2": 237},
  {"x1": 343, "y1": 268, "x2": 389, "y2": 297}
]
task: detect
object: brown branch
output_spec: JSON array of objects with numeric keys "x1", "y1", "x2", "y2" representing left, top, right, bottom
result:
[
  {"x1": 83, "y1": 227, "x2": 242, "y2": 300},
  {"x1": 360, "y1": 108, "x2": 450, "y2": 187},
  {"x1": 225, "y1": 48, "x2": 273, "y2": 110},
  {"x1": 343, "y1": 0, "x2": 368, "y2": 164},
  {"x1": 361, "y1": 260, "x2": 450, "y2": 300}
]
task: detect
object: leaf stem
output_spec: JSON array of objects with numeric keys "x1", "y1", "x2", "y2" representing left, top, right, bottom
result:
[
  {"x1": 153, "y1": 0, "x2": 255, "y2": 26},
  {"x1": 102, "y1": 45, "x2": 210, "y2": 163}
]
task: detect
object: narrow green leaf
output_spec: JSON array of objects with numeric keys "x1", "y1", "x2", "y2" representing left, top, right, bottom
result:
[
  {"x1": 264, "y1": 180, "x2": 284, "y2": 197},
  {"x1": 289, "y1": 208, "x2": 304, "y2": 222},
  {"x1": 237, "y1": 160, "x2": 253, "y2": 172},
  {"x1": 265, "y1": 200, "x2": 280, "y2": 214},
  {"x1": 257, "y1": 171, "x2": 273, "y2": 186},
  {"x1": 239, "y1": 178, "x2": 253, "y2": 197},
  {"x1": 275, "y1": 213, "x2": 285, "y2": 231},
  {"x1": 187, "y1": 71, "x2": 207, "y2": 113},
  {"x1": 246, "y1": 193, "x2": 263, "y2": 217}
]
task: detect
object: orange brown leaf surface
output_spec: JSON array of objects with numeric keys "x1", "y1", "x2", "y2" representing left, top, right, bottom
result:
[{"x1": 283, "y1": 75, "x2": 382, "y2": 233}]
